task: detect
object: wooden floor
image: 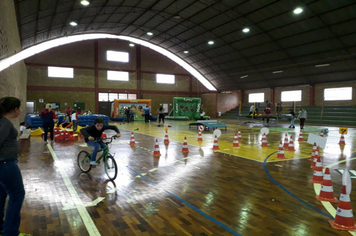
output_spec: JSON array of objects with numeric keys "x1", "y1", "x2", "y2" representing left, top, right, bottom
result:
[{"x1": 16, "y1": 118, "x2": 356, "y2": 236}]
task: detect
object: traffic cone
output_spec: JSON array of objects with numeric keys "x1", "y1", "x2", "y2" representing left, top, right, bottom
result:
[
  {"x1": 310, "y1": 155, "x2": 323, "y2": 184},
  {"x1": 308, "y1": 142, "x2": 317, "y2": 161},
  {"x1": 329, "y1": 185, "x2": 356, "y2": 230},
  {"x1": 261, "y1": 133, "x2": 268, "y2": 147},
  {"x1": 276, "y1": 140, "x2": 285, "y2": 159},
  {"x1": 339, "y1": 134, "x2": 346, "y2": 146},
  {"x1": 181, "y1": 137, "x2": 189, "y2": 153},
  {"x1": 129, "y1": 132, "x2": 136, "y2": 147},
  {"x1": 237, "y1": 130, "x2": 242, "y2": 140},
  {"x1": 287, "y1": 135, "x2": 295, "y2": 151},
  {"x1": 197, "y1": 131, "x2": 203, "y2": 142},
  {"x1": 212, "y1": 135, "x2": 220, "y2": 151},
  {"x1": 232, "y1": 134, "x2": 239, "y2": 147},
  {"x1": 152, "y1": 139, "x2": 161, "y2": 157},
  {"x1": 283, "y1": 133, "x2": 289, "y2": 147},
  {"x1": 320, "y1": 130, "x2": 324, "y2": 137},
  {"x1": 298, "y1": 130, "x2": 304, "y2": 141},
  {"x1": 163, "y1": 132, "x2": 170, "y2": 145},
  {"x1": 316, "y1": 167, "x2": 338, "y2": 202},
  {"x1": 311, "y1": 146, "x2": 320, "y2": 169}
]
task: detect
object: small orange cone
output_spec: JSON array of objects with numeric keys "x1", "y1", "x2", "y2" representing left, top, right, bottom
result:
[
  {"x1": 329, "y1": 185, "x2": 356, "y2": 230},
  {"x1": 261, "y1": 133, "x2": 268, "y2": 147},
  {"x1": 232, "y1": 134, "x2": 239, "y2": 147},
  {"x1": 212, "y1": 135, "x2": 220, "y2": 151},
  {"x1": 152, "y1": 139, "x2": 161, "y2": 157},
  {"x1": 237, "y1": 130, "x2": 242, "y2": 140},
  {"x1": 197, "y1": 131, "x2": 203, "y2": 142},
  {"x1": 129, "y1": 132, "x2": 136, "y2": 147},
  {"x1": 316, "y1": 167, "x2": 338, "y2": 202},
  {"x1": 339, "y1": 134, "x2": 346, "y2": 146},
  {"x1": 320, "y1": 130, "x2": 324, "y2": 137},
  {"x1": 163, "y1": 132, "x2": 170, "y2": 145},
  {"x1": 287, "y1": 135, "x2": 295, "y2": 151},
  {"x1": 298, "y1": 130, "x2": 304, "y2": 141},
  {"x1": 276, "y1": 140, "x2": 285, "y2": 159},
  {"x1": 181, "y1": 137, "x2": 189, "y2": 153},
  {"x1": 311, "y1": 146, "x2": 320, "y2": 169},
  {"x1": 283, "y1": 133, "x2": 289, "y2": 147},
  {"x1": 310, "y1": 155, "x2": 323, "y2": 184},
  {"x1": 308, "y1": 142, "x2": 317, "y2": 161}
]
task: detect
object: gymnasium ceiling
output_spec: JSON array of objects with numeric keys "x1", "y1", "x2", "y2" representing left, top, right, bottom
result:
[{"x1": 14, "y1": 0, "x2": 356, "y2": 91}]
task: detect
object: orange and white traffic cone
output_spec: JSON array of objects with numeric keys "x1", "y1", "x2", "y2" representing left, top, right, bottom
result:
[
  {"x1": 181, "y1": 137, "x2": 189, "y2": 153},
  {"x1": 283, "y1": 133, "x2": 289, "y2": 148},
  {"x1": 261, "y1": 133, "x2": 268, "y2": 147},
  {"x1": 232, "y1": 134, "x2": 240, "y2": 147},
  {"x1": 329, "y1": 185, "x2": 356, "y2": 230},
  {"x1": 310, "y1": 155, "x2": 323, "y2": 184},
  {"x1": 197, "y1": 131, "x2": 203, "y2": 142},
  {"x1": 316, "y1": 167, "x2": 338, "y2": 202},
  {"x1": 152, "y1": 139, "x2": 161, "y2": 157},
  {"x1": 298, "y1": 130, "x2": 304, "y2": 141},
  {"x1": 212, "y1": 135, "x2": 220, "y2": 151},
  {"x1": 320, "y1": 130, "x2": 324, "y2": 137},
  {"x1": 287, "y1": 135, "x2": 295, "y2": 151},
  {"x1": 308, "y1": 142, "x2": 317, "y2": 161},
  {"x1": 163, "y1": 132, "x2": 170, "y2": 145},
  {"x1": 277, "y1": 140, "x2": 285, "y2": 159},
  {"x1": 237, "y1": 130, "x2": 242, "y2": 141},
  {"x1": 339, "y1": 134, "x2": 346, "y2": 146},
  {"x1": 129, "y1": 132, "x2": 136, "y2": 147},
  {"x1": 311, "y1": 146, "x2": 320, "y2": 169}
]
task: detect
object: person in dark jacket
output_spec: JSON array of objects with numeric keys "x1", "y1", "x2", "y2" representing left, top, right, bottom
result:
[
  {"x1": 40, "y1": 104, "x2": 57, "y2": 144},
  {"x1": 80, "y1": 118, "x2": 121, "y2": 165}
]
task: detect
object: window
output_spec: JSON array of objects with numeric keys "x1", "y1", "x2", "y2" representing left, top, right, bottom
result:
[
  {"x1": 108, "y1": 93, "x2": 118, "y2": 101},
  {"x1": 48, "y1": 66, "x2": 73, "y2": 78},
  {"x1": 107, "y1": 71, "x2": 129, "y2": 81},
  {"x1": 99, "y1": 93, "x2": 109, "y2": 101},
  {"x1": 248, "y1": 93, "x2": 264, "y2": 103},
  {"x1": 106, "y1": 50, "x2": 129, "y2": 62},
  {"x1": 156, "y1": 74, "x2": 175, "y2": 84},
  {"x1": 26, "y1": 101, "x2": 35, "y2": 114},
  {"x1": 128, "y1": 94, "x2": 137, "y2": 99},
  {"x1": 281, "y1": 90, "x2": 302, "y2": 102},
  {"x1": 324, "y1": 87, "x2": 352, "y2": 101}
]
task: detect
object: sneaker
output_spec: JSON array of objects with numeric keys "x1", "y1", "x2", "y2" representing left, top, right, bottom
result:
[
  {"x1": 50, "y1": 140, "x2": 54, "y2": 143},
  {"x1": 44, "y1": 141, "x2": 48, "y2": 145},
  {"x1": 19, "y1": 233, "x2": 32, "y2": 236},
  {"x1": 90, "y1": 161, "x2": 98, "y2": 165}
]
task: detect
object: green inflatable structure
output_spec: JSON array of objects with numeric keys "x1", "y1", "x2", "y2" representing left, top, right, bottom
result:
[{"x1": 166, "y1": 97, "x2": 205, "y2": 120}]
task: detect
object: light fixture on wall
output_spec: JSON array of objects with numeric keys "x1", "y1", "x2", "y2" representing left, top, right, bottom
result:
[
  {"x1": 242, "y1": 28, "x2": 250, "y2": 33},
  {"x1": 208, "y1": 40, "x2": 214, "y2": 45},
  {"x1": 70, "y1": 21, "x2": 77, "y2": 26},
  {"x1": 293, "y1": 7, "x2": 303, "y2": 14},
  {"x1": 81, "y1": 0, "x2": 90, "y2": 6},
  {"x1": 147, "y1": 32, "x2": 153, "y2": 36}
]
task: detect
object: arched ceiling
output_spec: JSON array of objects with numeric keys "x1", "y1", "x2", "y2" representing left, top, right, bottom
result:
[{"x1": 14, "y1": 0, "x2": 356, "y2": 91}]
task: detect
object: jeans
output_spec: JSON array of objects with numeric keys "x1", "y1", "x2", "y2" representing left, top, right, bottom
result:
[
  {"x1": 290, "y1": 117, "x2": 296, "y2": 126},
  {"x1": 300, "y1": 118, "x2": 306, "y2": 128},
  {"x1": 72, "y1": 120, "x2": 78, "y2": 132},
  {"x1": 0, "y1": 159, "x2": 25, "y2": 236},
  {"x1": 145, "y1": 114, "x2": 149, "y2": 123},
  {"x1": 87, "y1": 140, "x2": 106, "y2": 162},
  {"x1": 43, "y1": 123, "x2": 54, "y2": 142}
]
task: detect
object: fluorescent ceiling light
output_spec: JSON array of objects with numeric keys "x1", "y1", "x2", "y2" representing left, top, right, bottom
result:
[
  {"x1": 70, "y1": 21, "x2": 77, "y2": 26},
  {"x1": 240, "y1": 75, "x2": 248, "y2": 78},
  {"x1": 147, "y1": 32, "x2": 153, "y2": 36},
  {"x1": 81, "y1": 0, "x2": 89, "y2": 6},
  {"x1": 0, "y1": 34, "x2": 217, "y2": 91},
  {"x1": 208, "y1": 40, "x2": 214, "y2": 45},
  {"x1": 129, "y1": 43, "x2": 135, "y2": 47},
  {"x1": 242, "y1": 28, "x2": 250, "y2": 33},
  {"x1": 315, "y1": 64, "x2": 330, "y2": 67},
  {"x1": 272, "y1": 71, "x2": 283, "y2": 74},
  {"x1": 294, "y1": 8, "x2": 303, "y2": 14},
  {"x1": 184, "y1": 51, "x2": 189, "y2": 54}
]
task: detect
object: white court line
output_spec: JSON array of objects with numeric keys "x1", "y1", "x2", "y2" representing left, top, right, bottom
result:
[{"x1": 47, "y1": 144, "x2": 101, "y2": 236}]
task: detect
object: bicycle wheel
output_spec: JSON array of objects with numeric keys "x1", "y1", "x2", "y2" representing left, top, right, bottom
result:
[
  {"x1": 104, "y1": 155, "x2": 118, "y2": 180},
  {"x1": 77, "y1": 151, "x2": 92, "y2": 173}
]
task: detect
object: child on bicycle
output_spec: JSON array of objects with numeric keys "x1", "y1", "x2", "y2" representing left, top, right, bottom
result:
[{"x1": 80, "y1": 118, "x2": 121, "y2": 165}]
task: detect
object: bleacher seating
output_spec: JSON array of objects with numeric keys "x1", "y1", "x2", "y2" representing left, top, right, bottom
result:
[{"x1": 26, "y1": 114, "x2": 109, "y2": 128}]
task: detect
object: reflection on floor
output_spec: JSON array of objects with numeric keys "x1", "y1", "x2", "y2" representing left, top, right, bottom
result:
[{"x1": 17, "y1": 119, "x2": 356, "y2": 235}]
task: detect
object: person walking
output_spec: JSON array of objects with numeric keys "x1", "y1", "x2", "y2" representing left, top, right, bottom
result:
[
  {"x1": 0, "y1": 96, "x2": 32, "y2": 236},
  {"x1": 71, "y1": 110, "x2": 79, "y2": 132},
  {"x1": 144, "y1": 106, "x2": 150, "y2": 123},
  {"x1": 288, "y1": 109, "x2": 296, "y2": 128},
  {"x1": 297, "y1": 107, "x2": 307, "y2": 129},
  {"x1": 40, "y1": 103, "x2": 57, "y2": 144},
  {"x1": 157, "y1": 106, "x2": 165, "y2": 126}
]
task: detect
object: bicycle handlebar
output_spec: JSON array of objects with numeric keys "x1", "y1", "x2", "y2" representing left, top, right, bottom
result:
[{"x1": 93, "y1": 135, "x2": 118, "y2": 144}]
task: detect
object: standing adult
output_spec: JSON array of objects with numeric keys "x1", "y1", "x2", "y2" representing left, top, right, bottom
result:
[
  {"x1": 0, "y1": 97, "x2": 31, "y2": 236},
  {"x1": 144, "y1": 106, "x2": 150, "y2": 123},
  {"x1": 288, "y1": 109, "x2": 296, "y2": 129},
  {"x1": 40, "y1": 103, "x2": 57, "y2": 144},
  {"x1": 71, "y1": 110, "x2": 79, "y2": 132},
  {"x1": 157, "y1": 106, "x2": 165, "y2": 126},
  {"x1": 297, "y1": 108, "x2": 307, "y2": 129}
]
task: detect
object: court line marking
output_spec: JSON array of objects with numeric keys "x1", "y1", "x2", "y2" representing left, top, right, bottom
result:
[
  {"x1": 126, "y1": 166, "x2": 242, "y2": 236},
  {"x1": 47, "y1": 144, "x2": 101, "y2": 236}
]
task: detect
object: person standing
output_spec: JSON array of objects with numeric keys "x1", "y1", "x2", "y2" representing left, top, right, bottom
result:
[
  {"x1": 144, "y1": 106, "x2": 150, "y2": 123},
  {"x1": 297, "y1": 107, "x2": 307, "y2": 129},
  {"x1": 157, "y1": 106, "x2": 165, "y2": 126},
  {"x1": 40, "y1": 103, "x2": 57, "y2": 144},
  {"x1": 0, "y1": 97, "x2": 31, "y2": 236},
  {"x1": 288, "y1": 109, "x2": 296, "y2": 129},
  {"x1": 71, "y1": 110, "x2": 79, "y2": 132}
]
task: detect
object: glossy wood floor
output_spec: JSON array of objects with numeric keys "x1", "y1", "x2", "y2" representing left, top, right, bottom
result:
[{"x1": 17, "y1": 118, "x2": 356, "y2": 236}]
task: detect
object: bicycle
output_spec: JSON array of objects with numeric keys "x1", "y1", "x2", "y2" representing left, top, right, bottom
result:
[{"x1": 77, "y1": 136, "x2": 118, "y2": 180}]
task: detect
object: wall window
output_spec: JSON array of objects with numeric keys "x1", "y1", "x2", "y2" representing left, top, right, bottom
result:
[
  {"x1": 48, "y1": 66, "x2": 73, "y2": 78},
  {"x1": 108, "y1": 93, "x2": 118, "y2": 101},
  {"x1": 99, "y1": 93, "x2": 109, "y2": 101},
  {"x1": 106, "y1": 50, "x2": 129, "y2": 62},
  {"x1": 107, "y1": 71, "x2": 129, "y2": 81},
  {"x1": 324, "y1": 87, "x2": 352, "y2": 101},
  {"x1": 99, "y1": 93, "x2": 137, "y2": 101},
  {"x1": 248, "y1": 93, "x2": 264, "y2": 103},
  {"x1": 281, "y1": 90, "x2": 302, "y2": 102},
  {"x1": 156, "y1": 74, "x2": 175, "y2": 84}
]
